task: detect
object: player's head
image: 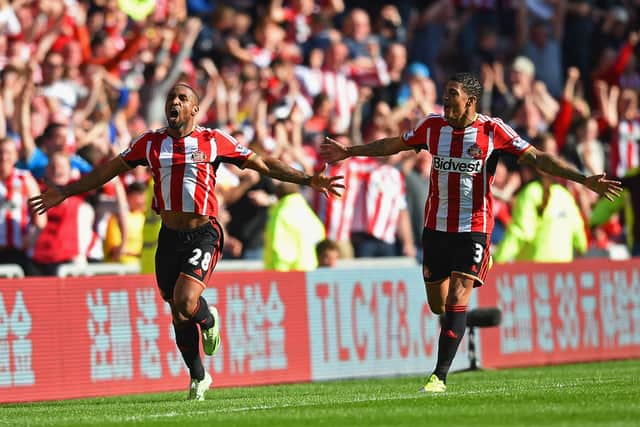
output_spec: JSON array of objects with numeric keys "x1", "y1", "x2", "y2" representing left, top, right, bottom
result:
[
  {"x1": 165, "y1": 83, "x2": 200, "y2": 130},
  {"x1": 443, "y1": 73, "x2": 482, "y2": 128}
]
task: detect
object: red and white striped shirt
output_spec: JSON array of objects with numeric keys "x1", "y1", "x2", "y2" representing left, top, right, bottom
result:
[
  {"x1": 610, "y1": 119, "x2": 640, "y2": 178},
  {"x1": 295, "y1": 60, "x2": 390, "y2": 133},
  {"x1": 120, "y1": 127, "x2": 255, "y2": 218},
  {"x1": 352, "y1": 164, "x2": 408, "y2": 244},
  {"x1": 0, "y1": 169, "x2": 33, "y2": 249},
  {"x1": 402, "y1": 114, "x2": 531, "y2": 234},
  {"x1": 312, "y1": 157, "x2": 377, "y2": 241}
]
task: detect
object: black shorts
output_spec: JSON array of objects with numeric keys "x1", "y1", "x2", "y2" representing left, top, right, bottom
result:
[
  {"x1": 155, "y1": 220, "x2": 223, "y2": 301},
  {"x1": 421, "y1": 228, "x2": 490, "y2": 287}
]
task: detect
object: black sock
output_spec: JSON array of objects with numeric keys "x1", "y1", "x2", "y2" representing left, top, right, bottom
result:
[
  {"x1": 173, "y1": 321, "x2": 204, "y2": 380},
  {"x1": 191, "y1": 296, "x2": 214, "y2": 330},
  {"x1": 433, "y1": 305, "x2": 467, "y2": 383}
]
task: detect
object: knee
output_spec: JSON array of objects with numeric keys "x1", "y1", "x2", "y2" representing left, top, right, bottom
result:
[
  {"x1": 429, "y1": 304, "x2": 445, "y2": 315},
  {"x1": 446, "y1": 278, "x2": 472, "y2": 306},
  {"x1": 172, "y1": 294, "x2": 197, "y2": 319}
]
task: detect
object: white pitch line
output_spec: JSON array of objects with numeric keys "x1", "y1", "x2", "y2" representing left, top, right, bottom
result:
[
  {"x1": 3, "y1": 377, "x2": 630, "y2": 426},
  {"x1": 119, "y1": 378, "x2": 627, "y2": 423}
]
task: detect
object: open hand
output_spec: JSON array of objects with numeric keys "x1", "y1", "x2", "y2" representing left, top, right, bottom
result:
[
  {"x1": 320, "y1": 137, "x2": 350, "y2": 163},
  {"x1": 310, "y1": 163, "x2": 344, "y2": 198},
  {"x1": 583, "y1": 174, "x2": 623, "y2": 201},
  {"x1": 28, "y1": 185, "x2": 66, "y2": 215}
]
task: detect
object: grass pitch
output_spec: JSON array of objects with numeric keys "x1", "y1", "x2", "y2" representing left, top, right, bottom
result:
[{"x1": 2, "y1": 359, "x2": 638, "y2": 427}]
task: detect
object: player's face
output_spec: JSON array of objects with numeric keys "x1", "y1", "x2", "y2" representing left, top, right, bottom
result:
[
  {"x1": 165, "y1": 86, "x2": 198, "y2": 129},
  {"x1": 442, "y1": 81, "x2": 471, "y2": 126}
]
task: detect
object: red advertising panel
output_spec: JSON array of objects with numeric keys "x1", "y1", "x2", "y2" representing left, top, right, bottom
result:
[
  {"x1": 0, "y1": 272, "x2": 310, "y2": 403},
  {"x1": 478, "y1": 259, "x2": 640, "y2": 368}
]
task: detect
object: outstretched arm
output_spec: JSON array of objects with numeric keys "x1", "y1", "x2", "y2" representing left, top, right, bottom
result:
[
  {"x1": 320, "y1": 136, "x2": 411, "y2": 163},
  {"x1": 29, "y1": 156, "x2": 131, "y2": 214},
  {"x1": 518, "y1": 147, "x2": 622, "y2": 201},
  {"x1": 244, "y1": 155, "x2": 344, "y2": 198}
]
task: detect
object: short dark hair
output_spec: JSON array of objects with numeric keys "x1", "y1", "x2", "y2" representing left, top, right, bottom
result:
[
  {"x1": 316, "y1": 239, "x2": 339, "y2": 257},
  {"x1": 127, "y1": 181, "x2": 147, "y2": 194},
  {"x1": 531, "y1": 132, "x2": 555, "y2": 151},
  {"x1": 172, "y1": 82, "x2": 200, "y2": 104},
  {"x1": 449, "y1": 72, "x2": 482, "y2": 100},
  {"x1": 42, "y1": 123, "x2": 66, "y2": 140}
]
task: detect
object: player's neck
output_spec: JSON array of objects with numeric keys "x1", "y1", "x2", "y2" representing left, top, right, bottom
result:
[
  {"x1": 450, "y1": 113, "x2": 478, "y2": 130},
  {"x1": 167, "y1": 123, "x2": 195, "y2": 139}
]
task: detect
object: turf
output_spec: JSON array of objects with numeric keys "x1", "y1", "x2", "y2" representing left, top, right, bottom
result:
[{"x1": 2, "y1": 359, "x2": 639, "y2": 427}]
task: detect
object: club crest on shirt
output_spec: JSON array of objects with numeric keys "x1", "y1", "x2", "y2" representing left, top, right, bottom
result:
[
  {"x1": 191, "y1": 150, "x2": 207, "y2": 162},
  {"x1": 467, "y1": 144, "x2": 483, "y2": 159}
]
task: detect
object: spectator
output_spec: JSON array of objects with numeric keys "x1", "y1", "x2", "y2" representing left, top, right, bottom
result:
[
  {"x1": 316, "y1": 238, "x2": 340, "y2": 268},
  {"x1": 402, "y1": 150, "x2": 430, "y2": 261},
  {"x1": 350, "y1": 155, "x2": 415, "y2": 258},
  {"x1": 31, "y1": 152, "x2": 95, "y2": 275},
  {"x1": 0, "y1": 0, "x2": 637, "y2": 276},
  {"x1": 16, "y1": 77, "x2": 92, "y2": 180},
  {"x1": 591, "y1": 167, "x2": 640, "y2": 257},
  {"x1": 372, "y1": 42, "x2": 407, "y2": 108},
  {"x1": 516, "y1": 1, "x2": 565, "y2": 98},
  {"x1": 494, "y1": 134, "x2": 588, "y2": 263},
  {"x1": 606, "y1": 87, "x2": 640, "y2": 179},
  {"x1": 263, "y1": 180, "x2": 325, "y2": 271},
  {"x1": 341, "y1": 8, "x2": 377, "y2": 60},
  {"x1": 103, "y1": 181, "x2": 146, "y2": 265},
  {"x1": 0, "y1": 137, "x2": 44, "y2": 275},
  {"x1": 139, "y1": 17, "x2": 203, "y2": 128},
  {"x1": 295, "y1": 39, "x2": 389, "y2": 133}
]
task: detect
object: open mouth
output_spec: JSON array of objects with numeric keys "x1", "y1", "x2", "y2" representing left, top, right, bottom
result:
[{"x1": 169, "y1": 106, "x2": 180, "y2": 118}]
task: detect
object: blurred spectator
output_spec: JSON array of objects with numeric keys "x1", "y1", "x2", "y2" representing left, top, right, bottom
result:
[
  {"x1": 316, "y1": 238, "x2": 340, "y2": 268},
  {"x1": 263, "y1": 180, "x2": 325, "y2": 271},
  {"x1": 139, "y1": 17, "x2": 202, "y2": 128},
  {"x1": 103, "y1": 181, "x2": 146, "y2": 265},
  {"x1": 351, "y1": 156, "x2": 414, "y2": 258},
  {"x1": 311, "y1": 141, "x2": 375, "y2": 259},
  {"x1": 494, "y1": 134, "x2": 588, "y2": 263},
  {"x1": 341, "y1": 8, "x2": 377, "y2": 60},
  {"x1": 605, "y1": 86, "x2": 640, "y2": 179},
  {"x1": 590, "y1": 167, "x2": 640, "y2": 257},
  {"x1": 373, "y1": 4, "x2": 406, "y2": 50},
  {"x1": 295, "y1": 38, "x2": 389, "y2": 133},
  {"x1": 224, "y1": 134, "x2": 278, "y2": 260},
  {"x1": 516, "y1": 1, "x2": 565, "y2": 98},
  {"x1": 372, "y1": 42, "x2": 406, "y2": 108},
  {"x1": 31, "y1": 152, "x2": 95, "y2": 275},
  {"x1": 16, "y1": 77, "x2": 92, "y2": 180},
  {"x1": 0, "y1": 136, "x2": 44, "y2": 275},
  {"x1": 402, "y1": 150, "x2": 430, "y2": 261},
  {"x1": 409, "y1": 0, "x2": 451, "y2": 81},
  {"x1": 564, "y1": 117, "x2": 606, "y2": 177},
  {"x1": 0, "y1": 0, "x2": 638, "y2": 274}
]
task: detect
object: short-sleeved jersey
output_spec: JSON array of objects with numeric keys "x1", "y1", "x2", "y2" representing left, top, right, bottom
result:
[
  {"x1": 402, "y1": 113, "x2": 531, "y2": 234},
  {"x1": 120, "y1": 127, "x2": 255, "y2": 218},
  {"x1": 0, "y1": 169, "x2": 33, "y2": 249},
  {"x1": 311, "y1": 157, "x2": 378, "y2": 241},
  {"x1": 353, "y1": 164, "x2": 408, "y2": 244}
]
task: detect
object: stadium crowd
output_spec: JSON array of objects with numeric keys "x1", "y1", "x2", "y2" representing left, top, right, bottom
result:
[{"x1": 0, "y1": 0, "x2": 638, "y2": 276}]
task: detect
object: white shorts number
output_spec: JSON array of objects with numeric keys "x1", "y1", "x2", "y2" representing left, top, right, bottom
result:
[
  {"x1": 188, "y1": 249, "x2": 202, "y2": 266},
  {"x1": 201, "y1": 252, "x2": 212, "y2": 270},
  {"x1": 473, "y1": 243, "x2": 483, "y2": 264},
  {"x1": 188, "y1": 248, "x2": 212, "y2": 270}
]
